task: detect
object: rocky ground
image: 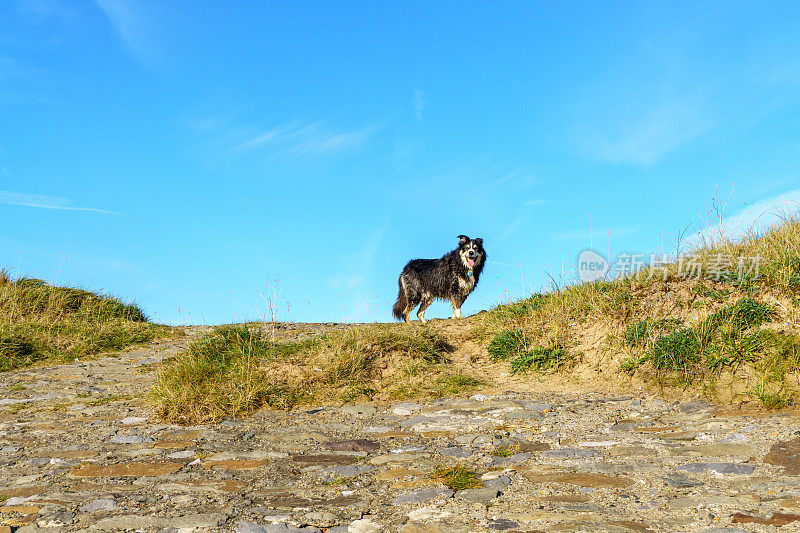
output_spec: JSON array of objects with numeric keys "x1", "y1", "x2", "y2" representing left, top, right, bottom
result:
[{"x1": 1, "y1": 328, "x2": 800, "y2": 532}]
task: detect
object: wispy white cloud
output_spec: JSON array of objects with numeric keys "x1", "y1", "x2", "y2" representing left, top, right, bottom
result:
[
  {"x1": 0, "y1": 190, "x2": 118, "y2": 214},
  {"x1": 577, "y1": 89, "x2": 710, "y2": 166},
  {"x1": 329, "y1": 225, "x2": 388, "y2": 291},
  {"x1": 524, "y1": 199, "x2": 549, "y2": 207},
  {"x1": 499, "y1": 199, "x2": 550, "y2": 240},
  {"x1": 553, "y1": 225, "x2": 639, "y2": 243},
  {"x1": 236, "y1": 120, "x2": 377, "y2": 156},
  {"x1": 684, "y1": 188, "x2": 800, "y2": 249},
  {"x1": 485, "y1": 170, "x2": 540, "y2": 190},
  {"x1": 413, "y1": 88, "x2": 425, "y2": 121},
  {"x1": 94, "y1": 0, "x2": 162, "y2": 67}
]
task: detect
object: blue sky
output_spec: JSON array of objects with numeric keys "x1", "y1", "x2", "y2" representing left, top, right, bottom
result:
[{"x1": 2, "y1": 1, "x2": 800, "y2": 325}]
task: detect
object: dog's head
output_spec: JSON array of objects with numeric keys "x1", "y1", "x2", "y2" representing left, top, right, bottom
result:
[{"x1": 457, "y1": 235, "x2": 485, "y2": 269}]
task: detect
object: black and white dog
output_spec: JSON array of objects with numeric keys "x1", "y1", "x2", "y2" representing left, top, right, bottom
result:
[{"x1": 392, "y1": 235, "x2": 486, "y2": 323}]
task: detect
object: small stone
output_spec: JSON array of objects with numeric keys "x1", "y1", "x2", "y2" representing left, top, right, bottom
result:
[
  {"x1": 5, "y1": 497, "x2": 36, "y2": 506},
  {"x1": 394, "y1": 402, "x2": 423, "y2": 412},
  {"x1": 362, "y1": 425, "x2": 392, "y2": 433},
  {"x1": 764, "y1": 437, "x2": 800, "y2": 475},
  {"x1": 121, "y1": 416, "x2": 147, "y2": 425},
  {"x1": 470, "y1": 394, "x2": 492, "y2": 401},
  {"x1": 664, "y1": 475, "x2": 703, "y2": 488},
  {"x1": 732, "y1": 511, "x2": 800, "y2": 527},
  {"x1": 80, "y1": 499, "x2": 117, "y2": 513},
  {"x1": 167, "y1": 450, "x2": 196, "y2": 459},
  {"x1": 491, "y1": 452, "x2": 532, "y2": 466},
  {"x1": 457, "y1": 487, "x2": 500, "y2": 505},
  {"x1": 677, "y1": 462, "x2": 756, "y2": 475},
  {"x1": 455, "y1": 433, "x2": 480, "y2": 445},
  {"x1": 235, "y1": 521, "x2": 320, "y2": 533},
  {"x1": 109, "y1": 435, "x2": 154, "y2": 444},
  {"x1": 369, "y1": 453, "x2": 426, "y2": 465},
  {"x1": 524, "y1": 402, "x2": 555, "y2": 411},
  {"x1": 0, "y1": 446, "x2": 19, "y2": 453},
  {"x1": 487, "y1": 518, "x2": 519, "y2": 531},
  {"x1": 304, "y1": 511, "x2": 337, "y2": 527},
  {"x1": 679, "y1": 399, "x2": 715, "y2": 413},
  {"x1": 505, "y1": 410, "x2": 543, "y2": 420},
  {"x1": 348, "y1": 518, "x2": 382, "y2": 533},
  {"x1": 406, "y1": 507, "x2": 453, "y2": 522}
]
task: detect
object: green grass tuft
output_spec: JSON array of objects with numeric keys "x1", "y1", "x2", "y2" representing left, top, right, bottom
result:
[
  {"x1": 705, "y1": 298, "x2": 776, "y2": 332},
  {"x1": 510, "y1": 341, "x2": 572, "y2": 374},
  {"x1": 432, "y1": 465, "x2": 482, "y2": 491},
  {"x1": 487, "y1": 329, "x2": 527, "y2": 360},
  {"x1": 647, "y1": 327, "x2": 701, "y2": 371}
]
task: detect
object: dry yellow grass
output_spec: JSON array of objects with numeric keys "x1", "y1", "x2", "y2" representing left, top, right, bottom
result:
[
  {"x1": 151, "y1": 323, "x2": 484, "y2": 424},
  {"x1": 0, "y1": 269, "x2": 173, "y2": 371}
]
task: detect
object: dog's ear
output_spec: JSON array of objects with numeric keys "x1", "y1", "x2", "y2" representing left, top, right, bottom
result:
[
  {"x1": 474, "y1": 238, "x2": 483, "y2": 247},
  {"x1": 458, "y1": 235, "x2": 469, "y2": 245}
]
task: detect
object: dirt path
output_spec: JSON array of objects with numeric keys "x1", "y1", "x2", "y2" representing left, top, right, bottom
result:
[{"x1": 2, "y1": 325, "x2": 800, "y2": 532}]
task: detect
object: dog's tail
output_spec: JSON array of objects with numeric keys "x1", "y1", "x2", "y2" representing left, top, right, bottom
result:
[{"x1": 392, "y1": 277, "x2": 407, "y2": 321}]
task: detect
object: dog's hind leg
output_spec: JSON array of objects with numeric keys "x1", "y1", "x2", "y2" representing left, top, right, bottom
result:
[
  {"x1": 417, "y1": 294, "x2": 433, "y2": 323},
  {"x1": 402, "y1": 300, "x2": 417, "y2": 322}
]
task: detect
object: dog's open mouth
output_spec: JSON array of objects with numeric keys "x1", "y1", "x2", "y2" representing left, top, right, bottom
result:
[{"x1": 467, "y1": 257, "x2": 475, "y2": 267}]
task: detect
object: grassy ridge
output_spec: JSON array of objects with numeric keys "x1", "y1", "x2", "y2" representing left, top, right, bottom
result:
[
  {"x1": 0, "y1": 269, "x2": 172, "y2": 371},
  {"x1": 152, "y1": 212, "x2": 800, "y2": 423},
  {"x1": 152, "y1": 323, "x2": 484, "y2": 424},
  {"x1": 482, "y1": 213, "x2": 800, "y2": 409}
]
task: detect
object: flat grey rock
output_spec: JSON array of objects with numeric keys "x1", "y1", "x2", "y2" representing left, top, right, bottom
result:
[
  {"x1": 80, "y1": 498, "x2": 117, "y2": 512},
  {"x1": 342, "y1": 405, "x2": 376, "y2": 415},
  {"x1": 109, "y1": 435, "x2": 154, "y2": 444},
  {"x1": 483, "y1": 475, "x2": 512, "y2": 490},
  {"x1": 167, "y1": 450, "x2": 196, "y2": 459},
  {"x1": 491, "y1": 452, "x2": 532, "y2": 466},
  {"x1": 361, "y1": 425, "x2": 392, "y2": 433},
  {"x1": 236, "y1": 522, "x2": 321, "y2": 533},
  {"x1": 440, "y1": 446, "x2": 472, "y2": 458},
  {"x1": 319, "y1": 464, "x2": 374, "y2": 478},
  {"x1": 121, "y1": 416, "x2": 147, "y2": 425},
  {"x1": 677, "y1": 462, "x2": 756, "y2": 475},
  {"x1": 394, "y1": 488, "x2": 454, "y2": 504},
  {"x1": 90, "y1": 513, "x2": 226, "y2": 531},
  {"x1": 487, "y1": 518, "x2": 519, "y2": 531},
  {"x1": 505, "y1": 410, "x2": 543, "y2": 420},
  {"x1": 457, "y1": 488, "x2": 501, "y2": 505},
  {"x1": 541, "y1": 448, "x2": 602, "y2": 459}
]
